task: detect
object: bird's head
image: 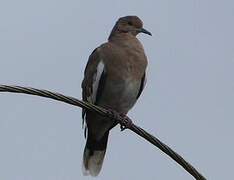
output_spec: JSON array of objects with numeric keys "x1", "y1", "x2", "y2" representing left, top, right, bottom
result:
[{"x1": 109, "y1": 16, "x2": 152, "y2": 39}]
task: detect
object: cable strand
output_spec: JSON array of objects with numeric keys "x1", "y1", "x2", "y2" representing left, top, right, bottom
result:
[{"x1": 0, "y1": 84, "x2": 206, "y2": 180}]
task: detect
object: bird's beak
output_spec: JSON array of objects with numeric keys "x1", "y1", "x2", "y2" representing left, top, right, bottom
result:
[{"x1": 139, "y1": 28, "x2": 152, "y2": 36}]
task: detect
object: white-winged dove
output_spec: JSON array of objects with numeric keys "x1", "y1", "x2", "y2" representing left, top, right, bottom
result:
[{"x1": 82, "y1": 16, "x2": 151, "y2": 176}]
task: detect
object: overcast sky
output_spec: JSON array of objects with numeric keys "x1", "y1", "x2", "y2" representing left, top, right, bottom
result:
[{"x1": 0, "y1": 0, "x2": 233, "y2": 179}]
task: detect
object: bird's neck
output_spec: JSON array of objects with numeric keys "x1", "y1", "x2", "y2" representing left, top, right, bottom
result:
[
  {"x1": 108, "y1": 32, "x2": 134, "y2": 41},
  {"x1": 108, "y1": 34, "x2": 144, "y2": 51}
]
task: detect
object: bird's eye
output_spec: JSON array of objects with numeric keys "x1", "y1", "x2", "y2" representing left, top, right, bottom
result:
[{"x1": 128, "y1": 22, "x2": 133, "y2": 26}]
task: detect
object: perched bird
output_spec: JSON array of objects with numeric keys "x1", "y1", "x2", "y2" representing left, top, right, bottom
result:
[{"x1": 82, "y1": 15, "x2": 151, "y2": 176}]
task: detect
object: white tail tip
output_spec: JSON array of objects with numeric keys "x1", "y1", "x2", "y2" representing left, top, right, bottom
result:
[{"x1": 82, "y1": 148, "x2": 106, "y2": 177}]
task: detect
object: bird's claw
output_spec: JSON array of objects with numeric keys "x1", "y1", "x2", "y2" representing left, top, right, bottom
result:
[
  {"x1": 106, "y1": 108, "x2": 132, "y2": 131},
  {"x1": 120, "y1": 116, "x2": 133, "y2": 131}
]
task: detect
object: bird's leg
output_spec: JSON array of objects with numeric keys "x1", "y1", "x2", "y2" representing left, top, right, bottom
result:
[
  {"x1": 106, "y1": 108, "x2": 122, "y2": 122},
  {"x1": 105, "y1": 108, "x2": 132, "y2": 131}
]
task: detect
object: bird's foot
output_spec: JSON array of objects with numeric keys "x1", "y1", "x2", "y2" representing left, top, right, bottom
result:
[
  {"x1": 119, "y1": 115, "x2": 133, "y2": 131},
  {"x1": 105, "y1": 108, "x2": 132, "y2": 131}
]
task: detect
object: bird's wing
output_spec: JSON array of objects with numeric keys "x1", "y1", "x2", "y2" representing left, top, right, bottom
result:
[
  {"x1": 136, "y1": 72, "x2": 146, "y2": 99},
  {"x1": 82, "y1": 48, "x2": 107, "y2": 136}
]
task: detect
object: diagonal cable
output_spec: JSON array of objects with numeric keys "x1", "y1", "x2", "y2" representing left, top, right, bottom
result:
[{"x1": 0, "y1": 84, "x2": 206, "y2": 180}]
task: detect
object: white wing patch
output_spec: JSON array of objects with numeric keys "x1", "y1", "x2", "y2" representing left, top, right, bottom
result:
[{"x1": 87, "y1": 60, "x2": 105, "y2": 103}]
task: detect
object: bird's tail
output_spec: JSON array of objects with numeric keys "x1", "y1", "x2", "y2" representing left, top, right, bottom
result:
[{"x1": 82, "y1": 131, "x2": 109, "y2": 176}]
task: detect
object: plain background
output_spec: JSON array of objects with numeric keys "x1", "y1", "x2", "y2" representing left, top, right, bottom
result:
[{"x1": 0, "y1": 0, "x2": 233, "y2": 179}]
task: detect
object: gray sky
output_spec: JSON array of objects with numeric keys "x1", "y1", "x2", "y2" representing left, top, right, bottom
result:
[{"x1": 0, "y1": 0, "x2": 233, "y2": 179}]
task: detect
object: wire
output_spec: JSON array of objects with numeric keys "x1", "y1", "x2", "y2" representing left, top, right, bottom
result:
[{"x1": 0, "y1": 84, "x2": 206, "y2": 180}]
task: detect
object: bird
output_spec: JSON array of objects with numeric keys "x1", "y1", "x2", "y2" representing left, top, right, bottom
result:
[{"x1": 81, "y1": 15, "x2": 151, "y2": 176}]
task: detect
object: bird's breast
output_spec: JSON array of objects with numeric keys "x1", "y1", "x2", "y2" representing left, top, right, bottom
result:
[{"x1": 98, "y1": 77, "x2": 140, "y2": 114}]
